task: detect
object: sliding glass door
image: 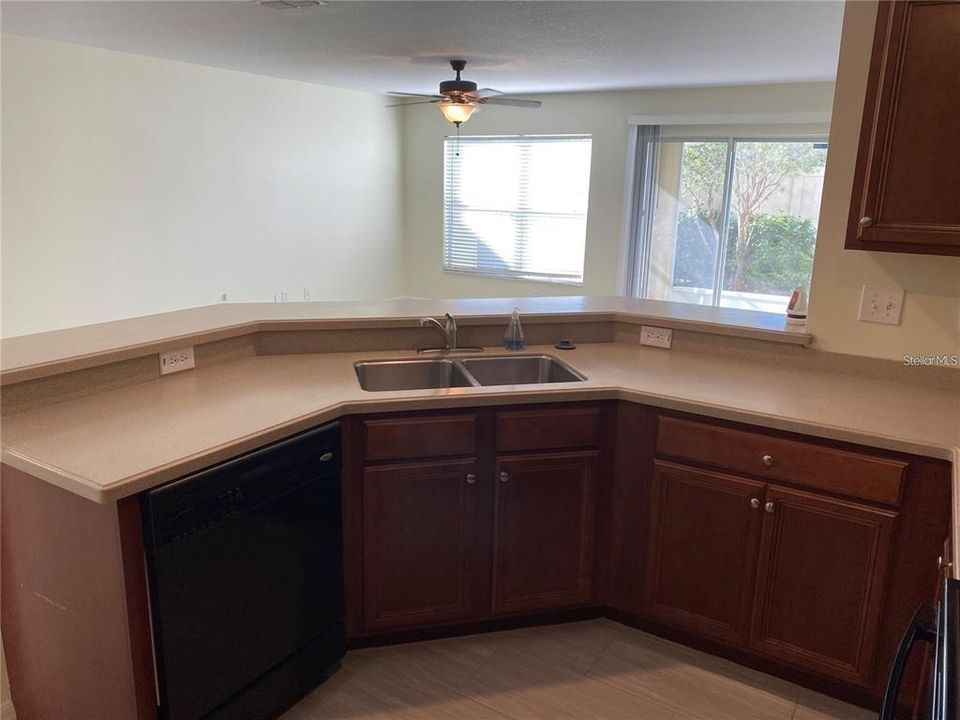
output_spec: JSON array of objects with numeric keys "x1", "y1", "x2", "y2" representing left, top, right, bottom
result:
[{"x1": 630, "y1": 134, "x2": 828, "y2": 313}]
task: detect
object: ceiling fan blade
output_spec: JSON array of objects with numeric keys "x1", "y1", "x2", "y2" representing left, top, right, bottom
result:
[
  {"x1": 386, "y1": 91, "x2": 444, "y2": 99},
  {"x1": 386, "y1": 100, "x2": 439, "y2": 107},
  {"x1": 475, "y1": 88, "x2": 503, "y2": 98},
  {"x1": 481, "y1": 97, "x2": 542, "y2": 109}
]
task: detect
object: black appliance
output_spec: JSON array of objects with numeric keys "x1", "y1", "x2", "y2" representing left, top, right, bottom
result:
[
  {"x1": 881, "y1": 578, "x2": 958, "y2": 720},
  {"x1": 142, "y1": 422, "x2": 345, "y2": 720}
]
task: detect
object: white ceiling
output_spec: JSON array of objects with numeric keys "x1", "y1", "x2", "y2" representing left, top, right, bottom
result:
[{"x1": 1, "y1": 1, "x2": 844, "y2": 96}]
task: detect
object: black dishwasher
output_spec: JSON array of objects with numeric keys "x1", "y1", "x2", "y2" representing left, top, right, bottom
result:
[{"x1": 142, "y1": 422, "x2": 345, "y2": 720}]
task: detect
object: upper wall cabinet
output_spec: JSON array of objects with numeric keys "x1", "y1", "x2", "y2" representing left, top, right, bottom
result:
[{"x1": 845, "y1": 1, "x2": 960, "y2": 256}]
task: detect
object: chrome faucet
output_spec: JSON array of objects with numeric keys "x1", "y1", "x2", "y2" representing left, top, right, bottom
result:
[
  {"x1": 420, "y1": 313, "x2": 457, "y2": 351},
  {"x1": 417, "y1": 313, "x2": 483, "y2": 354}
]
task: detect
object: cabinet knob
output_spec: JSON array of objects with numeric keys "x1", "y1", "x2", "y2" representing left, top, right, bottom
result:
[
  {"x1": 499, "y1": 471, "x2": 510, "y2": 483},
  {"x1": 761, "y1": 454, "x2": 774, "y2": 467},
  {"x1": 318, "y1": 452, "x2": 335, "y2": 463},
  {"x1": 938, "y1": 555, "x2": 953, "y2": 571},
  {"x1": 858, "y1": 216, "x2": 872, "y2": 227},
  {"x1": 750, "y1": 498, "x2": 761, "y2": 509},
  {"x1": 764, "y1": 501, "x2": 776, "y2": 514},
  {"x1": 466, "y1": 473, "x2": 476, "y2": 485}
]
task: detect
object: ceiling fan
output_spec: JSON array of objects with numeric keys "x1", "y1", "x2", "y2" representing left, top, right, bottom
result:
[{"x1": 388, "y1": 60, "x2": 542, "y2": 126}]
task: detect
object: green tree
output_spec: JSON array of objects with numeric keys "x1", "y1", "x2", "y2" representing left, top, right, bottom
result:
[
  {"x1": 680, "y1": 141, "x2": 825, "y2": 292},
  {"x1": 723, "y1": 214, "x2": 816, "y2": 295},
  {"x1": 679, "y1": 142, "x2": 727, "y2": 234}
]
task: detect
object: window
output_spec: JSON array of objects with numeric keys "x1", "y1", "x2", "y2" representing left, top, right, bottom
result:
[
  {"x1": 443, "y1": 135, "x2": 592, "y2": 284},
  {"x1": 628, "y1": 129, "x2": 828, "y2": 313}
]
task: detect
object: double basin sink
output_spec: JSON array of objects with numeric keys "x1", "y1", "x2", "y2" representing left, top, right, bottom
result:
[{"x1": 355, "y1": 354, "x2": 586, "y2": 392}]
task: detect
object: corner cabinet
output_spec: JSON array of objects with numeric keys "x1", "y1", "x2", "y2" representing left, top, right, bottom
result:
[
  {"x1": 845, "y1": 0, "x2": 960, "y2": 255},
  {"x1": 346, "y1": 404, "x2": 608, "y2": 636}
]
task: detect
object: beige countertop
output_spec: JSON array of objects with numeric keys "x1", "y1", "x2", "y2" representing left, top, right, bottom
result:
[
  {"x1": 0, "y1": 296, "x2": 810, "y2": 383},
  {"x1": 2, "y1": 342, "x2": 956, "y2": 507}
]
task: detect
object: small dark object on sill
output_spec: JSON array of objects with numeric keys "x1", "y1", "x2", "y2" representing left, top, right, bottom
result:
[{"x1": 555, "y1": 339, "x2": 576, "y2": 351}]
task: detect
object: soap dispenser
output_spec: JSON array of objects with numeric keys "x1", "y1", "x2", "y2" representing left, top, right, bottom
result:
[{"x1": 504, "y1": 307, "x2": 525, "y2": 351}]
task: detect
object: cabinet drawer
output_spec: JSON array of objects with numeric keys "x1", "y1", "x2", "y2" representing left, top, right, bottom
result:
[
  {"x1": 656, "y1": 416, "x2": 907, "y2": 505},
  {"x1": 496, "y1": 407, "x2": 601, "y2": 452},
  {"x1": 364, "y1": 415, "x2": 476, "y2": 461}
]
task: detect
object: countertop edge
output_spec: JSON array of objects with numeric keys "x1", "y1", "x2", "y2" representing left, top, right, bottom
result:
[{"x1": 4, "y1": 384, "x2": 954, "y2": 506}]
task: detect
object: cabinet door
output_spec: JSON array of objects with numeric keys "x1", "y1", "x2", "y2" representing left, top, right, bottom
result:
[
  {"x1": 846, "y1": 1, "x2": 960, "y2": 255},
  {"x1": 643, "y1": 461, "x2": 765, "y2": 645},
  {"x1": 493, "y1": 452, "x2": 598, "y2": 614},
  {"x1": 750, "y1": 486, "x2": 896, "y2": 686},
  {"x1": 363, "y1": 458, "x2": 489, "y2": 631}
]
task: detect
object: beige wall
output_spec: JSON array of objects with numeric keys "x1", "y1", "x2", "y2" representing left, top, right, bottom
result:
[
  {"x1": 401, "y1": 82, "x2": 836, "y2": 300},
  {"x1": 1, "y1": 35, "x2": 405, "y2": 337},
  {"x1": 806, "y1": 0, "x2": 960, "y2": 361}
]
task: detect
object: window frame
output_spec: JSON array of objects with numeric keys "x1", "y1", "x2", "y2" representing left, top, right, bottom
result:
[
  {"x1": 626, "y1": 129, "x2": 829, "y2": 309},
  {"x1": 442, "y1": 133, "x2": 593, "y2": 286}
]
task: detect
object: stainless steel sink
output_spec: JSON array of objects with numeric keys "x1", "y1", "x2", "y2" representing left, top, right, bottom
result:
[
  {"x1": 355, "y1": 354, "x2": 586, "y2": 391},
  {"x1": 460, "y1": 354, "x2": 586, "y2": 386},
  {"x1": 355, "y1": 359, "x2": 477, "y2": 392}
]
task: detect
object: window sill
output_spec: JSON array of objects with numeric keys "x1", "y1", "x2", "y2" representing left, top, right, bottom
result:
[{"x1": 442, "y1": 267, "x2": 584, "y2": 287}]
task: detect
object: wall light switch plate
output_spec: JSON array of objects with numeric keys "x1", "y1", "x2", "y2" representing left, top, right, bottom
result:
[
  {"x1": 160, "y1": 347, "x2": 195, "y2": 375},
  {"x1": 858, "y1": 286, "x2": 904, "y2": 325},
  {"x1": 640, "y1": 325, "x2": 673, "y2": 349}
]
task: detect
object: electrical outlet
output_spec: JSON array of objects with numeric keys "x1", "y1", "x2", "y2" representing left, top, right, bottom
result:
[
  {"x1": 640, "y1": 325, "x2": 673, "y2": 349},
  {"x1": 858, "y1": 286, "x2": 904, "y2": 325},
  {"x1": 159, "y1": 347, "x2": 195, "y2": 375}
]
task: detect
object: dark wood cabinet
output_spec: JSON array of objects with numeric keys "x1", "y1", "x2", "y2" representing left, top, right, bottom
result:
[
  {"x1": 634, "y1": 412, "x2": 950, "y2": 700},
  {"x1": 653, "y1": 415, "x2": 899, "y2": 682},
  {"x1": 354, "y1": 404, "x2": 608, "y2": 635},
  {"x1": 362, "y1": 458, "x2": 490, "y2": 631},
  {"x1": 640, "y1": 460, "x2": 900, "y2": 689},
  {"x1": 493, "y1": 452, "x2": 598, "y2": 614},
  {"x1": 750, "y1": 486, "x2": 896, "y2": 685},
  {"x1": 345, "y1": 403, "x2": 950, "y2": 710},
  {"x1": 846, "y1": 0, "x2": 960, "y2": 255},
  {"x1": 643, "y1": 461, "x2": 763, "y2": 645}
]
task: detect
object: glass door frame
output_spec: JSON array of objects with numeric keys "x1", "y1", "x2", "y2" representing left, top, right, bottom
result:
[{"x1": 626, "y1": 129, "x2": 830, "y2": 308}]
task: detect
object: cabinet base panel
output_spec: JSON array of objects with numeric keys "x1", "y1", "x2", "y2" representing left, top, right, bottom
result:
[
  {"x1": 605, "y1": 609, "x2": 880, "y2": 712},
  {"x1": 347, "y1": 606, "x2": 605, "y2": 649}
]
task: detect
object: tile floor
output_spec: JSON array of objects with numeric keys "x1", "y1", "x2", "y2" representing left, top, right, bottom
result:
[{"x1": 281, "y1": 619, "x2": 877, "y2": 720}]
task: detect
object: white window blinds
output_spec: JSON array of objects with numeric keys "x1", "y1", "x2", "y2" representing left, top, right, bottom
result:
[{"x1": 443, "y1": 135, "x2": 592, "y2": 284}]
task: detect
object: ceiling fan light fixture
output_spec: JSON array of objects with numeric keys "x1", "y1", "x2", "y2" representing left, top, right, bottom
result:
[{"x1": 438, "y1": 99, "x2": 478, "y2": 126}]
